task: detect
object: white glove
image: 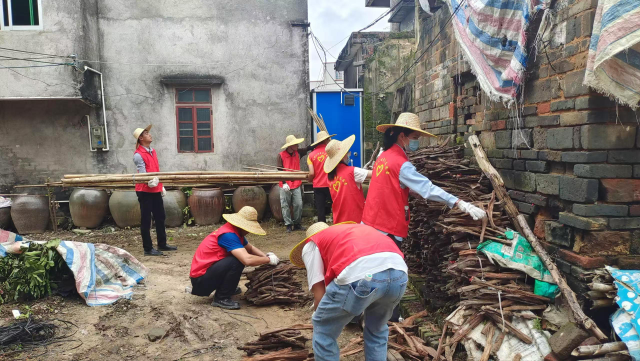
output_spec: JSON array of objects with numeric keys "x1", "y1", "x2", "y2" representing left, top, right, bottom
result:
[
  {"x1": 282, "y1": 184, "x2": 291, "y2": 192},
  {"x1": 457, "y1": 200, "x2": 487, "y2": 221},
  {"x1": 148, "y1": 176, "x2": 160, "y2": 188},
  {"x1": 267, "y1": 253, "x2": 280, "y2": 266},
  {"x1": 161, "y1": 187, "x2": 166, "y2": 197}
]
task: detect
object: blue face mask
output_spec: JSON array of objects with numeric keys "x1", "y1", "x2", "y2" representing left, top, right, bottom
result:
[{"x1": 408, "y1": 139, "x2": 420, "y2": 152}]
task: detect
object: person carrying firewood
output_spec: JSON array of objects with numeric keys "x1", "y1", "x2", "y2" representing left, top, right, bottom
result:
[
  {"x1": 322, "y1": 135, "x2": 372, "y2": 224},
  {"x1": 289, "y1": 222, "x2": 408, "y2": 361},
  {"x1": 189, "y1": 206, "x2": 279, "y2": 310},
  {"x1": 362, "y1": 112, "x2": 487, "y2": 250}
]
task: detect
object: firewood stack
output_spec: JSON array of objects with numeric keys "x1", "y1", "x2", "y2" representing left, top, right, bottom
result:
[
  {"x1": 239, "y1": 324, "x2": 313, "y2": 359},
  {"x1": 244, "y1": 262, "x2": 311, "y2": 306},
  {"x1": 585, "y1": 268, "x2": 616, "y2": 310}
]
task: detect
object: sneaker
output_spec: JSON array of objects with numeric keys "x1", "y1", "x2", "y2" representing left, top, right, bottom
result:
[
  {"x1": 158, "y1": 245, "x2": 177, "y2": 251},
  {"x1": 234, "y1": 287, "x2": 242, "y2": 295},
  {"x1": 294, "y1": 224, "x2": 306, "y2": 231},
  {"x1": 286, "y1": 225, "x2": 293, "y2": 233},
  {"x1": 144, "y1": 248, "x2": 163, "y2": 256},
  {"x1": 212, "y1": 298, "x2": 240, "y2": 310}
]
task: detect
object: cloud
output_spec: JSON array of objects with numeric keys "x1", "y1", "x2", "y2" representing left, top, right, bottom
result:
[{"x1": 308, "y1": 1, "x2": 390, "y2": 82}]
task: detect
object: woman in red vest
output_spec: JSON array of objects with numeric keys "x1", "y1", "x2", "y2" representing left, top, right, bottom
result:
[
  {"x1": 190, "y1": 206, "x2": 279, "y2": 310},
  {"x1": 362, "y1": 113, "x2": 487, "y2": 248},
  {"x1": 277, "y1": 134, "x2": 309, "y2": 232},
  {"x1": 289, "y1": 222, "x2": 408, "y2": 361},
  {"x1": 133, "y1": 125, "x2": 177, "y2": 256},
  {"x1": 322, "y1": 135, "x2": 372, "y2": 224},
  {"x1": 307, "y1": 130, "x2": 335, "y2": 224}
]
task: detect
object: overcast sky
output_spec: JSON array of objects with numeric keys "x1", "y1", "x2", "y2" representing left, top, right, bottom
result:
[{"x1": 308, "y1": 1, "x2": 390, "y2": 82}]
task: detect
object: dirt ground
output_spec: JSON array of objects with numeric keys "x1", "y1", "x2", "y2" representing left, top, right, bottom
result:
[{"x1": 0, "y1": 219, "x2": 366, "y2": 360}]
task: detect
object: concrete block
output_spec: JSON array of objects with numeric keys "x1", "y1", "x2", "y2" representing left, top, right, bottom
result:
[
  {"x1": 561, "y1": 151, "x2": 608, "y2": 163},
  {"x1": 574, "y1": 164, "x2": 633, "y2": 178},
  {"x1": 581, "y1": 125, "x2": 637, "y2": 149},
  {"x1": 527, "y1": 161, "x2": 550, "y2": 173},
  {"x1": 545, "y1": 221, "x2": 574, "y2": 247},
  {"x1": 512, "y1": 129, "x2": 533, "y2": 149},
  {"x1": 520, "y1": 150, "x2": 539, "y2": 159},
  {"x1": 559, "y1": 176, "x2": 599, "y2": 202},
  {"x1": 610, "y1": 218, "x2": 640, "y2": 230},
  {"x1": 563, "y1": 70, "x2": 590, "y2": 97},
  {"x1": 486, "y1": 149, "x2": 504, "y2": 158},
  {"x1": 560, "y1": 111, "x2": 614, "y2": 126},
  {"x1": 500, "y1": 170, "x2": 536, "y2": 192},
  {"x1": 555, "y1": 257, "x2": 573, "y2": 274},
  {"x1": 618, "y1": 256, "x2": 640, "y2": 270},
  {"x1": 577, "y1": 231, "x2": 632, "y2": 255},
  {"x1": 601, "y1": 179, "x2": 640, "y2": 202},
  {"x1": 573, "y1": 204, "x2": 628, "y2": 217},
  {"x1": 549, "y1": 322, "x2": 590, "y2": 360},
  {"x1": 551, "y1": 99, "x2": 575, "y2": 111},
  {"x1": 608, "y1": 150, "x2": 640, "y2": 164},
  {"x1": 632, "y1": 205, "x2": 640, "y2": 217},
  {"x1": 559, "y1": 212, "x2": 608, "y2": 230},
  {"x1": 537, "y1": 174, "x2": 560, "y2": 195},
  {"x1": 574, "y1": 96, "x2": 616, "y2": 110},
  {"x1": 514, "y1": 160, "x2": 526, "y2": 170},
  {"x1": 515, "y1": 201, "x2": 539, "y2": 214},
  {"x1": 533, "y1": 128, "x2": 547, "y2": 149},
  {"x1": 524, "y1": 115, "x2": 560, "y2": 128},
  {"x1": 525, "y1": 78, "x2": 561, "y2": 104},
  {"x1": 539, "y1": 150, "x2": 563, "y2": 162},
  {"x1": 526, "y1": 193, "x2": 548, "y2": 206},
  {"x1": 494, "y1": 130, "x2": 512, "y2": 149},
  {"x1": 523, "y1": 105, "x2": 537, "y2": 116},
  {"x1": 547, "y1": 128, "x2": 574, "y2": 149},
  {"x1": 508, "y1": 190, "x2": 527, "y2": 202},
  {"x1": 491, "y1": 158, "x2": 513, "y2": 169}
]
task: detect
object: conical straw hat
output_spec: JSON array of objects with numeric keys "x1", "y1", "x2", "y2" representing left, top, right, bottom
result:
[
  {"x1": 281, "y1": 135, "x2": 305, "y2": 149},
  {"x1": 311, "y1": 130, "x2": 337, "y2": 146},
  {"x1": 289, "y1": 222, "x2": 330, "y2": 267},
  {"x1": 222, "y1": 206, "x2": 266, "y2": 236},
  {"x1": 376, "y1": 112, "x2": 434, "y2": 137},
  {"x1": 133, "y1": 124, "x2": 152, "y2": 148},
  {"x1": 323, "y1": 135, "x2": 356, "y2": 173}
]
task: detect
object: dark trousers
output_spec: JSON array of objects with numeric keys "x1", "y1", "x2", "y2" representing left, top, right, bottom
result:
[
  {"x1": 314, "y1": 187, "x2": 332, "y2": 223},
  {"x1": 190, "y1": 256, "x2": 245, "y2": 299},
  {"x1": 136, "y1": 191, "x2": 167, "y2": 251}
]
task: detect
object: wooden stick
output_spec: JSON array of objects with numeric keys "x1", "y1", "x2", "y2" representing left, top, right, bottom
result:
[
  {"x1": 480, "y1": 324, "x2": 495, "y2": 361},
  {"x1": 468, "y1": 135, "x2": 608, "y2": 342},
  {"x1": 364, "y1": 141, "x2": 380, "y2": 170},
  {"x1": 256, "y1": 164, "x2": 302, "y2": 173},
  {"x1": 434, "y1": 322, "x2": 448, "y2": 361},
  {"x1": 572, "y1": 342, "x2": 627, "y2": 357},
  {"x1": 513, "y1": 353, "x2": 522, "y2": 361}
]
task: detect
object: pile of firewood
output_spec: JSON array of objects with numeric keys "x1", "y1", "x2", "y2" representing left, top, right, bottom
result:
[
  {"x1": 239, "y1": 324, "x2": 313, "y2": 360},
  {"x1": 585, "y1": 269, "x2": 616, "y2": 310},
  {"x1": 244, "y1": 262, "x2": 311, "y2": 306}
]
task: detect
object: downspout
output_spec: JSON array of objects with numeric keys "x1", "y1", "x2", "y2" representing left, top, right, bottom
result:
[{"x1": 84, "y1": 66, "x2": 110, "y2": 151}]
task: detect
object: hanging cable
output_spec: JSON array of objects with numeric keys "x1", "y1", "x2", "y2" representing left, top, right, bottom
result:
[{"x1": 0, "y1": 46, "x2": 67, "y2": 58}]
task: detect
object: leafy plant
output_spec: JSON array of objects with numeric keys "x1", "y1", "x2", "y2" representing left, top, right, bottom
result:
[
  {"x1": 182, "y1": 205, "x2": 194, "y2": 228},
  {"x1": 181, "y1": 187, "x2": 193, "y2": 197},
  {"x1": 532, "y1": 318, "x2": 542, "y2": 331}
]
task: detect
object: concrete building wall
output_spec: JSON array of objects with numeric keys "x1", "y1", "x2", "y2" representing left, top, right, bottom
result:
[{"x1": 0, "y1": 0, "x2": 309, "y2": 188}]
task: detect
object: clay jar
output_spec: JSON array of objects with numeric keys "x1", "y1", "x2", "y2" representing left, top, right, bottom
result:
[
  {"x1": 163, "y1": 190, "x2": 187, "y2": 227},
  {"x1": 109, "y1": 191, "x2": 141, "y2": 228},
  {"x1": 69, "y1": 188, "x2": 109, "y2": 228},
  {"x1": 10, "y1": 195, "x2": 50, "y2": 234},
  {"x1": 188, "y1": 188, "x2": 224, "y2": 226},
  {"x1": 0, "y1": 207, "x2": 11, "y2": 230},
  {"x1": 269, "y1": 185, "x2": 284, "y2": 222},
  {"x1": 232, "y1": 186, "x2": 267, "y2": 221}
]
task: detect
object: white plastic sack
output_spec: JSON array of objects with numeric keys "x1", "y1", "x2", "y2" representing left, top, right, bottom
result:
[{"x1": 0, "y1": 196, "x2": 11, "y2": 208}]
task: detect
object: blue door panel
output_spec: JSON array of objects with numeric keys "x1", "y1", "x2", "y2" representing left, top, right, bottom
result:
[{"x1": 314, "y1": 92, "x2": 362, "y2": 167}]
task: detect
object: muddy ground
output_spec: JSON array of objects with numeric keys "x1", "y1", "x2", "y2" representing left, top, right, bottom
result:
[{"x1": 0, "y1": 219, "x2": 366, "y2": 360}]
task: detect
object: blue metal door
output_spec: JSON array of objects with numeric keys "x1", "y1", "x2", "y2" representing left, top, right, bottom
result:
[{"x1": 313, "y1": 91, "x2": 363, "y2": 167}]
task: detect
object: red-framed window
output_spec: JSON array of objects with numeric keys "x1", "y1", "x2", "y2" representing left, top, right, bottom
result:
[{"x1": 176, "y1": 88, "x2": 213, "y2": 153}]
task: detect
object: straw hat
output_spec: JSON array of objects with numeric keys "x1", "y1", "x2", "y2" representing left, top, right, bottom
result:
[
  {"x1": 311, "y1": 130, "x2": 337, "y2": 147},
  {"x1": 376, "y1": 112, "x2": 435, "y2": 137},
  {"x1": 133, "y1": 124, "x2": 152, "y2": 147},
  {"x1": 222, "y1": 206, "x2": 266, "y2": 236},
  {"x1": 281, "y1": 134, "x2": 305, "y2": 149},
  {"x1": 323, "y1": 135, "x2": 356, "y2": 173},
  {"x1": 289, "y1": 222, "x2": 330, "y2": 268}
]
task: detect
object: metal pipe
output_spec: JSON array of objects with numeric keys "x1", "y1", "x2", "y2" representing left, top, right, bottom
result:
[
  {"x1": 86, "y1": 115, "x2": 96, "y2": 152},
  {"x1": 83, "y1": 66, "x2": 110, "y2": 151}
]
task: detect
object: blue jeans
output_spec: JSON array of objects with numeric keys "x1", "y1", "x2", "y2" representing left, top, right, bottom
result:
[{"x1": 312, "y1": 269, "x2": 408, "y2": 361}]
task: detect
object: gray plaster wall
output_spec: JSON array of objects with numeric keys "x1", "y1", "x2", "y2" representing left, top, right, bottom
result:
[{"x1": 0, "y1": 0, "x2": 309, "y2": 187}]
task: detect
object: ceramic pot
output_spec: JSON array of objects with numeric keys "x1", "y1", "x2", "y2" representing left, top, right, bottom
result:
[
  {"x1": 10, "y1": 195, "x2": 49, "y2": 234},
  {"x1": 0, "y1": 207, "x2": 11, "y2": 230},
  {"x1": 109, "y1": 191, "x2": 141, "y2": 228},
  {"x1": 232, "y1": 186, "x2": 267, "y2": 220},
  {"x1": 268, "y1": 185, "x2": 284, "y2": 222},
  {"x1": 69, "y1": 188, "x2": 109, "y2": 228},
  {"x1": 188, "y1": 188, "x2": 224, "y2": 225},
  {"x1": 163, "y1": 190, "x2": 187, "y2": 227}
]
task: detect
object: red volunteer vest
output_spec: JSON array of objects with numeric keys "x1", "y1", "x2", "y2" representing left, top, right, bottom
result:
[
  {"x1": 279, "y1": 150, "x2": 302, "y2": 189},
  {"x1": 307, "y1": 223, "x2": 404, "y2": 286},
  {"x1": 361, "y1": 144, "x2": 410, "y2": 237},
  {"x1": 190, "y1": 223, "x2": 243, "y2": 278},
  {"x1": 329, "y1": 163, "x2": 365, "y2": 224},
  {"x1": 308, "y1": 144, "x2": 329, "y2": 188},
  {"x1": 134, "y1": 145, "x2": 163, "y2": 193}
]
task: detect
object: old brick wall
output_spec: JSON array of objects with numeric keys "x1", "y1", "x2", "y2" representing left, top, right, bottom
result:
[{"x1": 410, "y1": 0, "x2": 640, "y2": 296}]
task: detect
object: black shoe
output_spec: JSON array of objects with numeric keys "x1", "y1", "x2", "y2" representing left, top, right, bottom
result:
[
  {"x1": 234, "y1": 287, "x2": 242, "y2": 295},
  {"x1": 144, "y1": 248, "x2": 163, "y2": 256},
  {"x1": 159, "y1": 245, "x2": 177, "y2": 251},
  {"x1": 286, "y1": 225, "x2": 293, "y2": 233},
  {"x1": 294, "y1": 224, "x2": 306, "y2": 231},
  {"x1": 212, "y1": 298, "x2": 240, "y2": 310}
]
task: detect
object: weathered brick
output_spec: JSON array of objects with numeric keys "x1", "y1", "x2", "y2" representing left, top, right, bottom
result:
[
  {"x1": 609, "y1": 150, "x2": 640, "y2": 164},
  {"x1": 526, "y1": 193, "x2": 548, "y2": 206},
  {"x1": 533, "y1": 128, "x2": 547, "y2": 149},
  {"x1": 575, "y1": 231, "x2": 631, "y2": 255},
  {"x1": 539, "y1": 150, "x2": 562, "y2": 162},
  {"x1": 537, "y1": 174, "x2": 560, "y2": 195},
  {"x1": 554, "y1": 247, "x2": 606, "y2": 269},
  {"x1": 500, "y1": 170, "x2": 536, "y2": 192},
  {"x1": 512, "y1": 129, "x2": 533, "y2": 149},
  {"x1": 503, "y1": 149, "x2": 519, "y2": 158},
  {"x1": 547, "y1": 128, "x2": 574, "y2": 149},
  {"x1": 618, "y1": 256, "x2": 640, "y2": 270},
  {"x1": 508, "y1": 190, "x2": 527, "y2": 202},
  {"x1": 631, "y1": 205, "x2": 640, "y2": 217},
  {"x1": 491, "y1": 158, "x2": 513, "y2": 169},
  {"x1": 568, "y1": 0, "x2": 598, "y2": 17},
  {"x1": 574, "y1": 164, "x2": 633, "y2": 178},
  {"x1": 523, "y1": 105, "x2": 537, "y2": 116},
  {"x1": 601, "y1": 179, "x2": 640, "y2": 202},
  {"x1": 549, "y1": 323, "x2": 590, "y2": 360},
  {"x1": 574, "y1": 96, "x2": 616, "y2": 110},
  {"x1": 632, "y1": 230, "x2": 640, "y2": 253},
  {"x1": 552, "y1": 59, "x2": 576, "y2": 74},
  {"x1": 537, "y1": 102, "x2": 551, "y2": 114},
  {"x1": 525, "y1": 78, "x2": 561, "y2": 103},
  {"x1": 494, "y1": 130, "x2": 512, "y2": 149},
  {"x1": 610, "y1": 218, "x2": 640, "y2": 230},
  {"x1": 513, "y1": 160, "x2": 526, "y2": 170},
  {"x1": 563, "y1": 70, "x2": 590, "y2": 97},
  {"x1": 573, "y1": 204, "x2": 628, "y2": 217},
  {"x1": 559, "y1": 212, "x2": 608, "y2": 230},
  {"x1": 545, "y1": 221, "x2": 574, "y2": 247},
  {"x1": 559, "y1": 111, "x2": 614, "y2": 126},
  {"x1": 551, "y1": 99, "x2": 575, "y2": 111},
  {"x1": 486, "y1": 149, "x2": 504, "y2": 158},
  {"x1": 573, "y1": 127, "x2": 581, "y2": 149},
  {"x1": 524, "y1": 115, "x2": 560, "y2": 128},
  {"x1": 635, "y1": 165, "x2": 640, "y2": 178},
  {"x1": 527, "y1": 161, "x2": 549, "y2": 173},
  {"x1": 581, "y1": 125, "x2": 637, "y2": 149},
  {"x1": 555, "y1": 257, "x2": 573, "y2": 274},
  {"x1": 520, "y1": 150, "x2": 539, "y2": 159},
  {"x1": 515, "y1": 201, "x2": 539, "y2": 214},
  {"x1": 559, "y1": 176, "x2": 599, "y2": 202},
  {"x1": 561, "y1": 151, "x2": 608, "y2": 163}
]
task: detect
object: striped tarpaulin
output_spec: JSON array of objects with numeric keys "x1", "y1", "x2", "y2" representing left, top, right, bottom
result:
[
  {"x1": 445, "y1": 0, "x2": 549, "y2": 103},
  {"x1": 585, "y1": 0, "x2": 640, "y2": 109}
]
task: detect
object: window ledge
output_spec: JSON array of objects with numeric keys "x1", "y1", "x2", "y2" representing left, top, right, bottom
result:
[{"x1": 161, "y1": 75, "x2": 225, "y2": 86}]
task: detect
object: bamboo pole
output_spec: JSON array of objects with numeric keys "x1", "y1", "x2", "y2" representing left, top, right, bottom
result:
[
  {"x1": 468, "y1": 135, "x2": 607, "y2": 341},
  {"x1": 572, "y1": 342, "x2": 627, "y2": 357},
  {"x1": 63, "y1": 170, "x2": 307, "y2": 179},
  {"x1": 62, "y1": 173, "x2": 309, "y2": 185}
]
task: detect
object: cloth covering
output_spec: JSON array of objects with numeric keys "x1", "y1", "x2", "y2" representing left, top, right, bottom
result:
[
  {"x1": 584, "y1": 0, "x2": 640, "y2": 109},
  {"x1": 0, "y1": 230, "x2": 148, "y2": 307},
  {"x1": 445, "y1": 0, "x2": 549, "y2": 102}
]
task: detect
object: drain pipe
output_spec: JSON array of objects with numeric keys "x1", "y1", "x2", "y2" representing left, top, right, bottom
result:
[{"x1": 84, "y1": 66, "x2": 110, "y2": 151}]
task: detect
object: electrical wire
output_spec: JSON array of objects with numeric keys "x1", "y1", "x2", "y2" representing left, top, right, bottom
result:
[
  {"x1": 0, "y1": 46, "x2": 68, "y2": 58},
  {"x1": 0, "y1": 55, "x2": 73, "y2": 66}
]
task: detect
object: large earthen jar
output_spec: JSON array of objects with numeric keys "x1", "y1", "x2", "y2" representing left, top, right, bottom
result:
[
  {"x1": 109, "y1": 191, "x2": 141, "y2": 228},
  {"x1": 0, "y1": 207, "x2": 12, "y2": 230},
  {"x1": 232, "y1": 186, "x2": 267, "y2": 221},
  {"x1": 69, "y1": 188, "x2": 109, "y2": 228},
  {"x1": 10, "y1": 195, "x2": 49, "y2": 234},
  {"x1": 269, "y1": 185, "x2": 284, "y2": 222},
  {"x1": 188, "y1": 188, "x2": 224, "y2": 225},
  {"x1": 163, "y1": 190, "x2": 187, "y2": 227}
]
